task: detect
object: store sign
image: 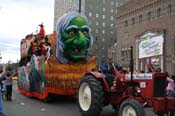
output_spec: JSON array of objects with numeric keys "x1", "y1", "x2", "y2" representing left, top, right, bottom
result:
[{"x1": 139, "y1": 35, "x2": 164, "y2": 58}]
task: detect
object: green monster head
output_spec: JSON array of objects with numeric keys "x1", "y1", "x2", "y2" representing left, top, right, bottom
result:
[{"x1": 56, "y1": 12, "x2": 93, "y2": 63}]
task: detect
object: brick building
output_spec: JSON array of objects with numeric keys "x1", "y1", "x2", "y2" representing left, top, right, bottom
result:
[{"x1": 116, "y1": 0, "x2": 175, "y2": 75}]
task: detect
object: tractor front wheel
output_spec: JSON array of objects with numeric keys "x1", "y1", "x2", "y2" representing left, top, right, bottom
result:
[
  {"x1": 77, "y1": 74, "x2": 104, "y2": 116},
  {"x1": 43, "y1": 95, "x2": 52, "y2": 103},
  {"x1": 119, "y1": 99, "x2": 145, "y2": 116}
]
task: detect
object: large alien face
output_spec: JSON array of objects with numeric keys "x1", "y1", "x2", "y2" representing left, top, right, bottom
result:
[{"x1": 61, "y1": 16, "x2": 91, "y2": 62}]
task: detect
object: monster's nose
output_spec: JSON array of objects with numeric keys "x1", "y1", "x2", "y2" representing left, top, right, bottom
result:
[{"x1": 75, "y1": 31, "x2": 88, "y2": 49}]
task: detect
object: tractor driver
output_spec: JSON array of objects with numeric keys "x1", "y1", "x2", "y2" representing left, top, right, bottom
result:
[{"x1": 101, "y1": 58, "x2": 116, "y2": 87}]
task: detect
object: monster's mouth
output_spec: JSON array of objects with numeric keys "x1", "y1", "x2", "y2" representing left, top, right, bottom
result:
[{"x1": 73, "y1": 49, "x2": 85, "y2": 55}]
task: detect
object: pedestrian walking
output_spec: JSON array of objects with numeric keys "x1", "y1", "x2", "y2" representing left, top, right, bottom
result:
[
  {"x1": 166, "y1": 72, "x2": 175, "y2": 97},
  {"x1": 5, "y1": 69, "x2": 15, "y2": 101},
  {"x1": 0, "y1": 74, "x2": 6, "y2": 100},
  {"x1": 0, "y1": 64, "x2": 7, "y2": 116}
]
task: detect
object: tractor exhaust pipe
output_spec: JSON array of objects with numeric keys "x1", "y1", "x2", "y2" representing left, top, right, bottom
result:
[{"x1": 130, "y1": 46, "x2": 134, "y2": 86}]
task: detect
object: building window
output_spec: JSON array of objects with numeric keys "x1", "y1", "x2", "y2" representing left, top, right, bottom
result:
[
  {"x1": 102, "y1": 15, "x2": 105, "y2": 19},
  {"x1": 111, "y1": 9, "x2": 114, "y2": 13},
  {"x1": 89, "y1": 12, "x2": 92, "y2": 17},
  {"x1": 124, "y1": 32, "x2": 129, "y2": 40},
  {"x1": 96, "y1": 21, "x2": 99, "y2": 26},
  {"x1": 132, "y1": 17, "x2": 135, "y2": 24},
  {"x1": 127, "y1": 49, "x2": 131, "y2": 60},
  {"x1": 125, "y1": 50, "x2": 128, "y2": 60},
  {"x1": 111, "y1": 16, "x2": 114, "y2": 21},
  {"x1": 157, "y1": 8, "x2": 161, "y2": 17},
  {"x1": 96, "y1": 29, "x2": 98, "y2": 34},
  {"x1": 111, "y1": 23, "x2": 114, "y2": 28},
  {"x1": 147, "y1": 11, "x2": 151, "y2": 20},
  {"x1": 116, "y1": 2, "x2": 119, "y2": 7},
  {"x1": 168, "y1": 4, "x2": 172, "y2": 14},
  {"x1": 139, "y1": 15, "x2": 142, "y2": 23},
  {"x1": 125, "y1": 20, "x2": 128, "y2": 27},
  {"x1": 103, "y1": 8, "x2": 106, "y2": 12},
  {"x1": 121, "y1": 50, "x2": 124, "y2": 61},
  {"x1": 111, "y1": 1, "x2": 114, "y2": 6},
  {"x1": 102, "y1": 30, "x2": 105, "y2": 34},
  {"x1": 102, "y1": 22, "x2": 105, "y2": 27},
  {"x1": 110, "y1": 31, "x2": 114, "y2": 34},
  {"x1": 102, "y1": 38, "x2": 105, "y2": 42},
  {"x1": 96, "y1": 14, "x2": 99, "y2": 18}
]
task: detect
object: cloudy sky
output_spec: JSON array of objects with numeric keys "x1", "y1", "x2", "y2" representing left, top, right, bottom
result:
[{"x1": 0, "y1": 0, "x2": 54, "y2": 63}]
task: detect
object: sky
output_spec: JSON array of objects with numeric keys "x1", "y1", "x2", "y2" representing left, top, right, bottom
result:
[{"x1": 0, "y1": 0, "x2": 54, "y2": 63}]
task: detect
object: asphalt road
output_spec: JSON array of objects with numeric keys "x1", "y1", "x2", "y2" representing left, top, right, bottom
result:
[{"x1": 3, "y1": 81, "x2": 155, "y2": 116}]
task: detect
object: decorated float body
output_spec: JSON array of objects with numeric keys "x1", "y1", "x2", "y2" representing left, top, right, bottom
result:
[{"x1": 17, "y1": 12, "x2": 96, "y2": 100}]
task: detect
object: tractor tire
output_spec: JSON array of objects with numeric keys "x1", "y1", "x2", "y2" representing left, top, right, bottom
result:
[
  {"x1": 119, "y1": 99, "x2": 145, "y2": 116},
  {"x1": 77, "y1": 74, "x2": 104, "y2": 116},
  {"x1": 112, "y1": 104, "x2": 119, "y2": 116},
  {"x1": 43, "y1": 95, "x2": 52, "y2": 103}
]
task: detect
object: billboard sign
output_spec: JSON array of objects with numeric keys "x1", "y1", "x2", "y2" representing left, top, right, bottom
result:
[{"x1": 139, "y1": 35, "x2": 164, "y2": 59}]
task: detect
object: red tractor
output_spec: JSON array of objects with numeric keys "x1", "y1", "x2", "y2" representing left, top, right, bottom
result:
[{"x1": 77, "y1": 47, "x2": 175, "y2": 116}]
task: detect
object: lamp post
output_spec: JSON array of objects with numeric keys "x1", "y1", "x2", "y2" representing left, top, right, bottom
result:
[{"x1": 79, "y1": 0, "x2": 81, "y2": 13}]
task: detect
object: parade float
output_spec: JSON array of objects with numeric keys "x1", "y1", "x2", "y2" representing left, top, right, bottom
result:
[{"x1": 17, "y1": 12, "x2": 96, "y2": 101}]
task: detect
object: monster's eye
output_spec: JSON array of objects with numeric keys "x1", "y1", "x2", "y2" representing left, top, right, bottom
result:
[
  {"x1": 69, "y1": 31, "x2": 75, "y2": 35},
  {"x1": 83, "y1": 31, "x2": 87, "y2": 36},
  {"x1": 68, "y1": 27, "x2": 77, "y2": 36},
  {"x1": 82, "y1": 28, "x2": 89, "y2": 36}
]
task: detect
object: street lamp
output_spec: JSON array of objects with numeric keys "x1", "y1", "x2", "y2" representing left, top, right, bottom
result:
[{"x1": 79, "y1": 0, "x2": 81, "y2": 13}]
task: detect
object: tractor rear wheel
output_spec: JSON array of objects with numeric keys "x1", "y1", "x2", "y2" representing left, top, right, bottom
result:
[
  {"x1": 77, "y1": 74, "x2": 104, "y2": 116},
  {"x1": 119, "y1": 99, "x2": 145, "y2": 116}
]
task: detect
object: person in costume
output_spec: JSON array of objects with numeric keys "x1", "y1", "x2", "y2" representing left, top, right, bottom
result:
[
  {"x1": 39, "y1": 23, "x2": 45, "y2": 38},
  {"x1": 38, "y1": 37, "x2": 51, "y2": 56},
  {"x1": 31, "y1": 39, "x2": 39, "y2": 56},
  {"x1": 56, "y1": 12, "x2": 93, "y2": 63}
]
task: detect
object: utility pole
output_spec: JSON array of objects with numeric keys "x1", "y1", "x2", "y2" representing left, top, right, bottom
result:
[{"x1": 79, "y1": 0, "x2": 81, "y2": 13}]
